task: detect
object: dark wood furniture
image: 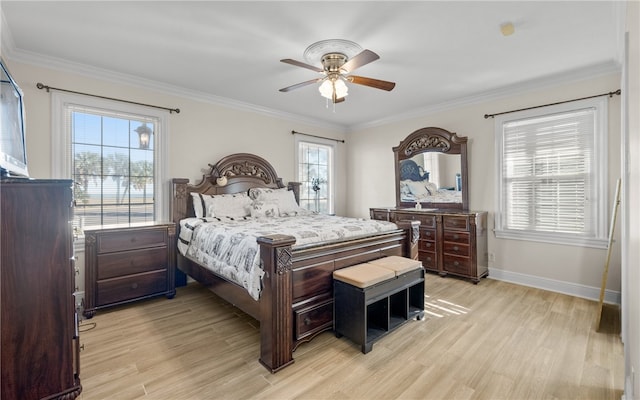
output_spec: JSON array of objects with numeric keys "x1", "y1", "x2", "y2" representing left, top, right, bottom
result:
[
  {"x1": 83, "y1": 222, "x2": 176, "y2": 318},
  {"x1": 171, "y1": 153, "x2": 419, "y2": 373},
  {"x1": 334, "y1": 260, "x2": 425, "y2": 353},
  {"x1": 1, "y1": 178, "x2": 82, "y2": 400},
  {"x1": 395, "y1": 126, "x2": 468, "y2": 210},
  {"x1": 371, "y1": 208, "x2": 488, "y2": 282},
  {"x1": 372, "y1": 126, "x2": 488, "y2": 283}
]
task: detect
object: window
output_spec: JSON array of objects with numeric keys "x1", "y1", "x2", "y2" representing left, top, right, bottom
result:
[
  {"x1": 52, "y1": 92, "x2": 168, "y2": 227},
  {"x1": 295, "y1": 139, "x2": 334, "y2": 214},
  {"x1": 494, "y1": 97, "x2": 608, "y2": 248}
]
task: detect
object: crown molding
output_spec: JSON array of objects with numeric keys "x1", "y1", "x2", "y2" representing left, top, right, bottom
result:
[
  {"x1": 350, "y1": 60, "x2": 622, "y2": 132},
  {"x1": 4, "y1": 45, "x2": 346, "y2": 133}
]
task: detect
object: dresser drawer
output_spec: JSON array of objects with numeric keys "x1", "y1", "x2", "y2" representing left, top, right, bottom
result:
[
  {"x1": 295, "y1": 299, "x2": 333, "y2": 340},
  {"x1": 421, "y1": 228, "x2": 436, "y2": 241},
  {"x1": 443, "y1": 231, "x2": 470, "y2": 244},
  {"x1": 98, "y1": 229, "x2": 167, "y2": 253},
  {"x1": 419, "y1": 251, "x2": 437, "y2": 271},
  {"x1": 97, "y1": 247, "x2": 168, "y2": 280},
  {"x1": 419, "y1": 239, "x2": 436, "y2": 252},
  {"x1": 443, "y1": 254, "x2": 471, "y2": 275},
  {"x1": 395, "y1": 212, "x2": 437, "y2": 228},
  {"x1": 443, "y1": 216, "x2": 470, "y2": 231},
  {"x1": 97, "y1": 270, "x2": 168, "y2": 306},
  {"x1": 443, "y1": 242, "x2": 470, "y2": 257}
]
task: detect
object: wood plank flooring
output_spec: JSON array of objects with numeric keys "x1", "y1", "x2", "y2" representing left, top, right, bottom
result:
[{"x1": 77, "y1": 274, "x2": 624, "y2": 399}]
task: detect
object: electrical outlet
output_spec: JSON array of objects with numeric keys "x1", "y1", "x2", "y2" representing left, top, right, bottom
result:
[{"x1": 488, "y1": 252, "x2": 495, "y2": 262}]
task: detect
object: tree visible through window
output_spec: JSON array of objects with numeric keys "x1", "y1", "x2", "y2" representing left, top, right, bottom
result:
[{"x1": 72, "y1": 110, "x2": 156, "y2": 226}]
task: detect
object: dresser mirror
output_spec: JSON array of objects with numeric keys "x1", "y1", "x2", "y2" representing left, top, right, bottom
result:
[{"x1": 393, "y1": 126, "x2": 468, "y2": 210}]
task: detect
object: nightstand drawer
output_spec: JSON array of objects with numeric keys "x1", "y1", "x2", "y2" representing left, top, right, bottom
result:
[
  {"x1": 97, "y1": 270, "x2": 167, "y2": 306},
  {"x1": 97, "y1": 247, "x2": 168, "y2": 280},
  {"x1": 443, "y1": 254, "x2": 471, "y2": 275},
  {"x1": 98, "y1": 229, "x2": 167, "y2": 253}
]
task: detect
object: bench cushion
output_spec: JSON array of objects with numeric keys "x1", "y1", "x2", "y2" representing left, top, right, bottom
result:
[
  {"x1": 333, "y1": 263, "x2": 395, "y2": 288},
  {"x1": 367, "y1": 256, "x2": 423, "y2": 276}
]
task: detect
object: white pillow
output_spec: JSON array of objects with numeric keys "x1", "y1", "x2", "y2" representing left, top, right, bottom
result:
[
  {"x1": 191, "y1": 193, "x2": 212, "y2": 218},
  {"x1": 204, "y1": 193, "x2": 253, "y2": 218},
  {"x1": 248, "y1": 187, "x2": 301, "y2": 215},
  {"x1": 250, "y1": 201, "x2": 280, "y2": 218},
  {"x1": 406, "y1": 180, "x2": 437, "y2": 197}
]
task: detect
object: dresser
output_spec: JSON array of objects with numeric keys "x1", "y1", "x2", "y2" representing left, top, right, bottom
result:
[
  {"x1": 83, "y1": 222, "x2": 176, "y2": 318},
  {"x1": 371, "y1": 208, "x2": 488, "y2": 283},
  {"x1": 1, "y1": 179, "x2": 82, "y2": 400}
]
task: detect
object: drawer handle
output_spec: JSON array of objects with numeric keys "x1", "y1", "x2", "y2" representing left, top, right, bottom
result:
[
  {"x1": 453, "y1": 261, "x2": 460, "y2": 267},
  {"x1": 426, "y1": 243, "x2": 432, "y2": 248},
  {"x1": 304, "y1": 317, "x2": 311, "y2": 326},
  {"x1": 131, "y1": 283, "x2": 138, "y2": 289},
  {"x1": 453, "y1": 234, "x2": 460, "y2": 240},
  {"x1": 453, "y1": 246, "x2": 459, "y2": 252},
  {"x1": 426, "y1": 257, "x2": 432, "y2": 262}
]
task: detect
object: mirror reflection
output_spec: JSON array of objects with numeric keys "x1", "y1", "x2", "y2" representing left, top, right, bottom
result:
[
  {"x1": 399, "y1": 153, "x2": 462, "y2": 204},
  {"x1": 394, "y1": 126, "x2": 468, "y2": 210}
]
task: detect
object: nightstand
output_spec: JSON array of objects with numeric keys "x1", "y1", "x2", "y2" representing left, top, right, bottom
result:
[{"x1": 83, "y1": 222, "x2": 176, "y2": 318}]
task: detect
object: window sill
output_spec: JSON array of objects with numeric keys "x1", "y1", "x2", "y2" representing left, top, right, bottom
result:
[{"x1": 494, "y1": 229, "x2": 608, "y2": 249}]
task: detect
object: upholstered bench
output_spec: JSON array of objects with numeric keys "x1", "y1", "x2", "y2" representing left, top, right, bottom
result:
[{"x1": 333, "y1": 256, "x2": 425, "y2": 353}]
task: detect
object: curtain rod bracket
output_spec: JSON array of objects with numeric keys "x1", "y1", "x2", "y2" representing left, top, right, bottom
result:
[{"x1": 36, "y1": 82, "x2": 180, "y2": 114}]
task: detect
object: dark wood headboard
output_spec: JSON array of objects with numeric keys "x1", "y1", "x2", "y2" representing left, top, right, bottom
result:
[{"x1": 171, "y1": 153, "x2": 300, "y2": 224}]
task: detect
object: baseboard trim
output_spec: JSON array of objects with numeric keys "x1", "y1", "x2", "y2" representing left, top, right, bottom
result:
[{"x1": 488, "y1": 268, "x2": 621, "y2": 305}]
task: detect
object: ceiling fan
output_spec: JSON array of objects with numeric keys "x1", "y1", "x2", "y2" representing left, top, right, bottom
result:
[{"x1": 279, "y1": 41, "x2": 396, "y2": 104}]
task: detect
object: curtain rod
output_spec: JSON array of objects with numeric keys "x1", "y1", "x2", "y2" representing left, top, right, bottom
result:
[
  {"x1": 291, "y1": 130, "x2": 345, "y2": 143},
  {"x1": 484, "y1": 89, "x2": 621, "y2": 119},
  {"x1": 36, "y1": 82, "x2": 180, "y2": 114}
]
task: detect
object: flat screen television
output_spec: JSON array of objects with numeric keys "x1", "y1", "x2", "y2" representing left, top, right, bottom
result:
[{"x1": 0, "y1": 58, "x2": 29, "y2": 177}]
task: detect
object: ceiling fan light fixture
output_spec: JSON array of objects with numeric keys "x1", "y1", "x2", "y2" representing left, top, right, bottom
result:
[{"x1": 318, "y1": 77, "x2": 348, "y2": 100}]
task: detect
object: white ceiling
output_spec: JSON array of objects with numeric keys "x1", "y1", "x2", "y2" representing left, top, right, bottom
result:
[{"x1": 0, "y1": 1, "x2": 623, "y2": 130}]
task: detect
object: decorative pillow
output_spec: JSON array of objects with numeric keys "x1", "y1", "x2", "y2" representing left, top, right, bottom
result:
[
  {"x1": 250, "y1": 201, "x2": 280, "y2": 218},
  {"x1": 204, "y1": 193, "x2": 252, "y2": 218},
  {"x1": 248, "y1": 187, "x2": 301, "y2": 215},
  {"x1": 406, "y1": 180, "x2": 436, "y2": 197},
  {"x1": 191, "y1": 193, "x2": 212, "y2": 218}
]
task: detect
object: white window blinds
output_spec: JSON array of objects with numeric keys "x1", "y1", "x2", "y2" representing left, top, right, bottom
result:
[{"x1": 495, "y1": 97, "x2": 608, "y2": 248}]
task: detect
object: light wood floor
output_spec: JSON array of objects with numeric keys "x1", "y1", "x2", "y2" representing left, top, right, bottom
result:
[{"x1": 77, "y1": 274, "x2": 624, "y2": 400}]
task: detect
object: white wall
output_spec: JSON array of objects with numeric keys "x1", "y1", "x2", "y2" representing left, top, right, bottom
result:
[
  {"x1": 346, "y1": 74, "x2": 622, "y2": 301},
  {"x1": 7, "y1": 61, "x2": 349, "y2": 215}
]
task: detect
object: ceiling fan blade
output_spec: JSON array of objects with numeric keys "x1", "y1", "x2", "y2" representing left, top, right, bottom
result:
[
  {"x1": 341, "y1": 49, "x2": 380, "y2": 73},
  {"x1": 348, "y1": 75, "x2": 396, "y2": 91},
  {"x1": 280, "y1": 58, "x2": 323, "y2": 73},
  {"x1": 333, "y1": 96, "x2": 346, "y2": 104},
  {"x1": 279, "y1": 78, "x2": 322, "y2": 92}
]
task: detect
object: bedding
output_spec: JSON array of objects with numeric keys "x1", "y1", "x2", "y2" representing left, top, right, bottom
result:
[
  {"x1": 178, "y1": 214, "x2": 398, "y2": 300},
  {"x1": 400, "y1": 179, "x2": 462, "y2": 203}
]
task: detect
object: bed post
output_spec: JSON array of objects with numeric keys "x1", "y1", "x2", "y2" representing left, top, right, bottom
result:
[
  {"x1": 257, "y1": 234, "x2": 297, "y2": 373},
  {"x1": 396, "y1": 220, "x2": 420, "y2": 260}
]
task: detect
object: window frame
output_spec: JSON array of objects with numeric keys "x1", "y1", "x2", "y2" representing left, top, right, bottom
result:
[
  {"x1": 494, "y1": 96, "x2": 609, "y2": 249},
  {"x1": 294, "y1": 136, "x2": 335, "y2": 214},
  {"x1": 51, "y1": 92, "x2": 169, "y2": 224}
]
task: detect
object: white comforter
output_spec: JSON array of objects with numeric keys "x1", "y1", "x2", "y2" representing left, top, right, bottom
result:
[{"x1": 178, "y1": 215, "x2": 398, "y2": 300}]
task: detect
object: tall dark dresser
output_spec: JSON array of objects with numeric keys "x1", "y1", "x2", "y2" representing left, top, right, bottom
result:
[{"x1": 1, "y1": 179, "x2": 82, "y2": 400}]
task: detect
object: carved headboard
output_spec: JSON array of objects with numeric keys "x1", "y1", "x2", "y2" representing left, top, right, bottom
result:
[
  {"x1": 400, "y1": 159, "x2": 430, "y2": 182},
  {"x1": 171, "y1": 153, "x2": 300, "y2": 224}
]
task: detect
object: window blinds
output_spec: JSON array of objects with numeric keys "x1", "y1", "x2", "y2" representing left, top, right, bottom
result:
[{"x1": 501, "y1": 108, "x2": 597, "y2": 236}]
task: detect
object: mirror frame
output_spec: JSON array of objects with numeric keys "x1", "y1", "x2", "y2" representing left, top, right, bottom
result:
[{"x1": 393, "y1": 126, "x2": 469, "y2": 210}]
